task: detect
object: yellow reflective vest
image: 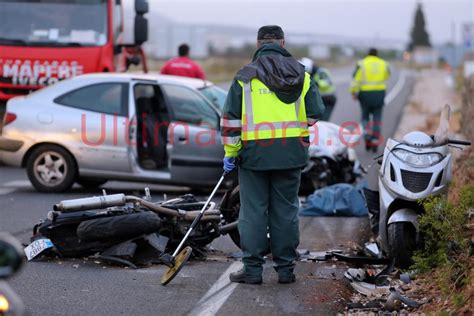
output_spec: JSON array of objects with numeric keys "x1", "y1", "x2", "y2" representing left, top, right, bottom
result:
[
  {"x1": 350, "y1": 55, "x2": 390, "y2": 93},
  {"x1": 221, "y1": 73, "x2": 313, "y2": 157}
]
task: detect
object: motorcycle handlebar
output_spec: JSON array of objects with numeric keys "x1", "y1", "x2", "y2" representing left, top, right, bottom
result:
[
  {"x1": 430, "y1": 135, "x2": 471, "y2": 146},
  {"x1": 448, "y1": 139, "x2": 471, "y2": 146}
]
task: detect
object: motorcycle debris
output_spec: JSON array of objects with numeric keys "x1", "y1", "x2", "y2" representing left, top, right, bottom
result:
[
  {"x1": 364, "y1": 242, "x2": 380, "y2": 258},
  {"x1": 344, "y1": 268, "x2": 366, "y2": 282},
  {"x1": 385, "y1": 288, "x2": 421, "y2": 311},
  {"x1": 298, "y1": 250, "x2": 332, "y2": 261},
  {"x1": 400, "y1": 273, "x2": 411, "y2": 284},
  {"x1": 297, "y1": 249, "x2": 309, "y2": 256},
  {"x1": 350, "y1": 281, "x2": 390, "y2": 297},
  {"x1": 347, "y1": 299, "x2": 384, "y2": 310},
  {"x1": 308, "y1": 251, "x2": 331, "y2": 261},
  {"x1": 227, "y1": 251, "x2": 243, "y2": 259},
  {"x1": 332, "y1": 252, "x2": 391, "y2": 265},
  {"x1": 142, "y1": 234, "x2": 168, "y2": 253}
]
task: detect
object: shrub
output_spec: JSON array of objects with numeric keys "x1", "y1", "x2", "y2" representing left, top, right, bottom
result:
[{"x1": 412, "y1": 184, "x2": 474, "y2": 303}]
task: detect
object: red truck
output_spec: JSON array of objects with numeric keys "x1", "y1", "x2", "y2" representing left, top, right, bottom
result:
[{"x1": 0, "y1": 0, "x2": 149, "y2": 103}]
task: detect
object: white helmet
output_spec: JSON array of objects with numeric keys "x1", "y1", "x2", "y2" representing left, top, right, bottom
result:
[{"x1": 299, "y1": 57, "x2": 314, "y2": 73}]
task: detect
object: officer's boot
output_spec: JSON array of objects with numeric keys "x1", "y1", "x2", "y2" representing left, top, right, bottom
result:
[{"x1": 229, "y1": 269, "x2": 262, "y2": 284}]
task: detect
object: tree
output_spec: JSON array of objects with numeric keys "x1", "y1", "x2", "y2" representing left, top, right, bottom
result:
[{"x1": 407, "y1": 2, "x2": 431, "y2": 52}]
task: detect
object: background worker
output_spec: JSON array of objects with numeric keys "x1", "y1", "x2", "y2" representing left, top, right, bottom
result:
[
  {"x1": 221, "y1": 25, "x2": 324, "y2": 285},
  {"x1": 350, "y1": 48, "x2": 391, "y2": 152},
  {"x1": 300, "y1": 57, "x2": 337, "y2": 121},
  {"x1": 160, "y1": 43, "x2": 206, "y2": 80}
]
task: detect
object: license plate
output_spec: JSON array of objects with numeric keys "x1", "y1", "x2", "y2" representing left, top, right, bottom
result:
[{"x1": 24, "y1": 239, "x2": 54, "y2": 261}]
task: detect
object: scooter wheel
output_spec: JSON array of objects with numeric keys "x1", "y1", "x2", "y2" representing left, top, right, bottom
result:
[{"x1": 387, "y1": 222, "x2": 417, "y2": 269}]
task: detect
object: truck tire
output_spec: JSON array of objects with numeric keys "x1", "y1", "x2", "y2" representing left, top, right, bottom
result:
[
  {"x1": 387, "y1": 222, "x2": 417, "y2": 269},
  {"x1": 77, "y1": 212, "x2": 161, "y2": 242},
  {"x1": 26, "y1": 145, "x2": 77, "y2": 193}
]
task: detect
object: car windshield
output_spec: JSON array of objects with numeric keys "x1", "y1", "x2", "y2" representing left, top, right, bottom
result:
[
  {"x1": 199, "y1": 85, "x2": 227, "y2": 111},
  {"x1": 0, "y1": 0, "x2": 108, "y2": 47}
]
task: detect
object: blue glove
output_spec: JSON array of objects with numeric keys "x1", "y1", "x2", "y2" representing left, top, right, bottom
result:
[{"x1": 223, "y1": 157, "x2": 237, "y2": 173}]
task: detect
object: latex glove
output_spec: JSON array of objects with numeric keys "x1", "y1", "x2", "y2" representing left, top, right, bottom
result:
[{"x1": 223, "y1": 157, "x2": 237, "y2": 173}]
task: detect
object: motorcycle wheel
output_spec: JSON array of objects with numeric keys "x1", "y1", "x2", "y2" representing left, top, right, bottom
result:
[
  {"x1": 220, "y1": 185, "x2": 271, "y2": 254},
  {"x1": 387, "y1": 222, "x2": 417, "y2": 269},
  {"x1": 220, "y1": 185, "x2": 242, "y2": 249}
]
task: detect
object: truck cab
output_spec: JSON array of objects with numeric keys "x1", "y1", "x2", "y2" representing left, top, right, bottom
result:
[{"x1": 0, "y1": 0, "x2": 148, "y2": 102}]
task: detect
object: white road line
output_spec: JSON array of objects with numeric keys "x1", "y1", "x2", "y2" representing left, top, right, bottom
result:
[
  {"x1": 385, "y1": 72, "x2": 407, "y2": 105},
  {"x1": 0, "y1": 188, "x2": 15, "y2": 195},
  {"x1": 3, "y1": 180, "x2": 31, "y2": 188},
  {"x1": 189, "y1": 261, "x2": 243, "y2": 316}
]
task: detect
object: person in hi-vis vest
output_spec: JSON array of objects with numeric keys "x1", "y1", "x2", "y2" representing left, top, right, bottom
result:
[
  {"x1": 350, "y1": 48, "x2": 391, "y2": 152},
  {"x1": 221, "y1": 25, "x2": 324, "y2": 285},
  {"x1": 299, "y1": 57, "x2": 337, "y2": 121}
]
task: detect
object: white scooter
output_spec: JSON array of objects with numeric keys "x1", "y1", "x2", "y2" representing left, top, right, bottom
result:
[{"x1": 364, "y1": 105, "x2": 471, "y2": 268}]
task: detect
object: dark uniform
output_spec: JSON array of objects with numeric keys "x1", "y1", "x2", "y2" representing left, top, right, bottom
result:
[{"x1": 221, "y1": 26, "x2": 324, "y2": 284}]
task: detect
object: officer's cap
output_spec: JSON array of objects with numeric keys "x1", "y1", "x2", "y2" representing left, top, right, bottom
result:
[{"x1": 257, "y1": 25, "x2": 285, "y2": 40}]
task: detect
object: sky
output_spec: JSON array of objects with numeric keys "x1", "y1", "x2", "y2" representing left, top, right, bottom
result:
[{"x1": 149, "y1": 0, "x2": 474, "y2": 45}]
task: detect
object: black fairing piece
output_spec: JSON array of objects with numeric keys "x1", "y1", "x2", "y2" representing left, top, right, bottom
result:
[
  {"x1": 32, "y1": 208, "x2": 161, "y2": 258},
  {"x1": 363, "y1": 188, "x2": 380, "y2": 235}
]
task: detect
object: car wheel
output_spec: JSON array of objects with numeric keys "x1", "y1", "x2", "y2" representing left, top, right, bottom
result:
[
  {"x1": 26, "y1": 145, "x2": 77, "y2": 193},
  {"x1": 77, "y1": 178, "x2": 107, "y2": 189}
]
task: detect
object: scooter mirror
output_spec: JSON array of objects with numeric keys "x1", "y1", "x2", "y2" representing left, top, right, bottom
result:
[{"x1": 0, "y1": 233, "x2": 24, "y2": 279}]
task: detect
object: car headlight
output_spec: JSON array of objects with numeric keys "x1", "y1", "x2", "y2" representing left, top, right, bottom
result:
[
  {"x1": 0, "y1": 295, "x2": 9, "y2": 313},
  {"x1": 392, "y1": 149, "x2": 443, "y2": 167}
]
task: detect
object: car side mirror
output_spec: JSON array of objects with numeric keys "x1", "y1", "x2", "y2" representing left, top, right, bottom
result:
[
  {"x1": 134, "y1": 16, "x2": 148, "y2": 45},
  {"x1": 134, "y1": 0, "x2": 148, "y2": 45},
  {"x1": 0, "y1": 233, "x2": 24, "y2": 279},
  {"x1": 135, "y1": 0, "x2": 148, "y2": 14}
]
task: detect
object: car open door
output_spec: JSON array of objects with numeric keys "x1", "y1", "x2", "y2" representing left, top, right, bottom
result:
[{"x1": 160, "y1": 83, "x2": 224, "y2": 186}]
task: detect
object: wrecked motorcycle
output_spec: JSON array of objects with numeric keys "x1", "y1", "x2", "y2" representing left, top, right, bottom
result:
[
  {"x1": 27, "y1": 190, "x2": 239, "y2": 266},
  {"x1": 301, "y1": 121, "x2": 365, "y2": 191},
  {"x1": 364, "y1": 105, "x2": 471, "y2": 268},
  {"x1": 0, "y1": 232, "x2": 26, "y2": 316}
]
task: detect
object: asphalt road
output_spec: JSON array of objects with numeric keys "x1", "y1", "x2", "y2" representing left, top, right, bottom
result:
[{"x1": 0, "y1": 67, "x2": 414, "y2": 315}]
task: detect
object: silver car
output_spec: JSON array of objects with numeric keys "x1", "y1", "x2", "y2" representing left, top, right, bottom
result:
[{"x1": 0, "y1": 73, "x2": 227, "y2": 192}]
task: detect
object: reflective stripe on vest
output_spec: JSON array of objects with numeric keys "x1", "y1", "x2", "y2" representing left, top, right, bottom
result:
[
  {"x1": 220, "y1": 118, "x2": 242, "y2": 129},
  {"x1": 241, "y1": 77, "x2": 310, "y2": 141}
]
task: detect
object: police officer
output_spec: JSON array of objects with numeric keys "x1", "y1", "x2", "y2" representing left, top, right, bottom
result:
[
  {"x1": 221, "y1": 26, "x2": 324, "y2": 284},
  {"x1": 350, "y1": 48, "x2": 390, "y2": 152},
  {"x1": 300, "y1": 57, "x2": 337, "y2": 121}
]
